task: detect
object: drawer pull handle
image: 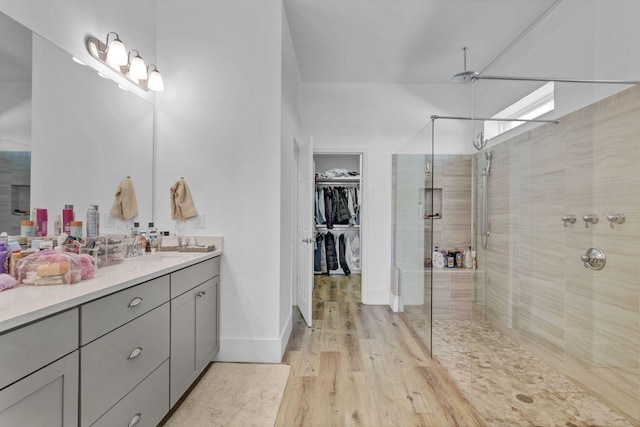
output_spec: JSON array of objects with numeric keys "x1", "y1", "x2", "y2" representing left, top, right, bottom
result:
[
  {"x1": 128, "y1": 413, "x2": 142, "y2": 427},
  {"x1": 127, "y1": 347, "x2": 143, "y2": 360},
  {"x1": 197, "y1": 291, "x2": 207, "y2": 298},
  {"x1": 128, "y1": 297, "x2": 143, "y2": 307}
]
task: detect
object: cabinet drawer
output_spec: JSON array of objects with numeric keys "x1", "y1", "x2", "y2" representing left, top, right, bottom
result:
[
  {"x1": 81, "y1": 275, "x2": 170, "y2": 345},
  {"x1": 80, "y1": 303, "x2": 169, "y2": 427},
  {"x1": 0, "y1": 309, "x2": 78, "y2": 389},
  {"x1": 171, "y1": 257, "x2": 220, "y2": 298},
  {"x1": 92, "y1": 360, "x2": 169, "y2": 427}
]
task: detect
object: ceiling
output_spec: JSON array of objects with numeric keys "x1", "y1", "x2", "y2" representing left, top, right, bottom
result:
[
  {"x1": 284, "y1": 0, "x2": 640, "y2": 87},
  {"x1": 284, "y1": 0, "x2": 562, "y2": 84}
]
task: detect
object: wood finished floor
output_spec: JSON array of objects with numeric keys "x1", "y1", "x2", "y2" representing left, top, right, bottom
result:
[{"x1": 276, "y1": 275, "x2": 484, "y2": 427}]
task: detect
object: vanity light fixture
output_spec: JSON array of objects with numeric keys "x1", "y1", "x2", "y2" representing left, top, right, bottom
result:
[{"x1": 86, "y1": 33, "x2": 164, "y2": 92}]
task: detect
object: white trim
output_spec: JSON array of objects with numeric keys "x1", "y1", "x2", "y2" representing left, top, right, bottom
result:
[
  {"x1": 313, "y1": 147, "x2": 370, "y2": 304},
  {"x1": 215, "y1": 335, "x2": 287, "y2": 363},
  {"x1": 280, "y1": 310, "x2": 293, "y2": 358}
]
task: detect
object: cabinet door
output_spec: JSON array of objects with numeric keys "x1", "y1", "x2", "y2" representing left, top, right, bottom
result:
[
  {"x1": 170, "y1": 286, "x2": 196, "y2": 407},
  {"x1": 170, "y1": 277, "x2": 219, "y2": 407},
  {"x1": 0, "y1": 351, "x2": 79, "y2": 427},
  {"x1": 195, "y1": 277, "x2": 219, "y2": 368}
]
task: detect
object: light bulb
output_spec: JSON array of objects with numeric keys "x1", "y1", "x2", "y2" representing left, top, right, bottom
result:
[
  {"x1": 147, "y1": 66, "x2": 164, "y2": 91},
  {"x1": 129, "y1": 54, "x2": 147, "y2": 81},
  {"x1": 106, "y1": 35, "x2": 128, "y2": 66}
]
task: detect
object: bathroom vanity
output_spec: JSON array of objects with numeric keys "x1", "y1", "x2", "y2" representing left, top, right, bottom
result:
[{"x1": 0, "y1": 244, "x2": 222, "y2": 427}]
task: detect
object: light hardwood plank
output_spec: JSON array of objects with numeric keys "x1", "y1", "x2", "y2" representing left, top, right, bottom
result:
[{"x1": 277, "y1": 275, "x2": 483, "y2": 426}]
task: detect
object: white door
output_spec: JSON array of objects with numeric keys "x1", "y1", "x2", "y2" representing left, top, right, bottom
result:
[{"x1": 296, "y1": 137, "x2": 314, "y2": 326}]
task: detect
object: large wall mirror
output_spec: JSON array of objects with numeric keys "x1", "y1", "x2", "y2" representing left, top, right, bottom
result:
[{"x1": 0, "y1": 11, "x2": 154, "y2": 235}]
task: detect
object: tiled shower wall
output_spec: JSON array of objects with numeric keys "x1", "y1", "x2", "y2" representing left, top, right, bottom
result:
[{"x1": 474, "y1": 85, "x2": 640, "y2": 421}]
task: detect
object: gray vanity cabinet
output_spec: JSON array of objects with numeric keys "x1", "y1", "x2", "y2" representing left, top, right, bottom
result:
[
  {"x1": 80, "y1": 276, "x2": 170, "y2": 427},
  {"x1": 0, "y1": 253, "x2": 221, "y2": 426},
  {"x1": 0, "y1": 309, "x2": 79, "y2": 427},
  {"x1": 170, "y1": 257, "x2": 220, "y2": 407}
]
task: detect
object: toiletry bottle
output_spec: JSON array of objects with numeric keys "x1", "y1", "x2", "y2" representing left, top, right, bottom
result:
[
  {"x1": 455, "y1": 249, "x2": 463, "y2": 268},
  {"x1": 0, "y1": 242, "x2": 7, "y2": 274},
  {"x1": 447, "y1": 251, "x2": 455, "y2": 268},
  {"x1": 464, "y1": 246, "x2": 473, "y2": 268},
  {"x1": 36, "y1": 208, "x2": 48, "y2": 237},
  {"x1": 472, "y1": 250, "x2": 477, "y2": 270},
  {"x1": 434, "y1": 246, "x2": 445, "y2": 269},
  {"x1": 131, "y1": 222, "x2": 140, "y2": 238},
  {"x1": 62, "y1": 205, "x2": 74, "y2": 235},
  {"x1": 70, "y1": 221, "x2": 83, "y2": 239},
  {"x1": 53, "y1": 214, "x2": 61, "y2": 236},
  {"x1": 86, "y1": 205, "x2": 100, "y2": 237}
]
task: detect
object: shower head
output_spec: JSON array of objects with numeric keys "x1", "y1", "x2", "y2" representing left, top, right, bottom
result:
[{"x1": 451, "y1": 70, "x2": 480, "y2": 83}]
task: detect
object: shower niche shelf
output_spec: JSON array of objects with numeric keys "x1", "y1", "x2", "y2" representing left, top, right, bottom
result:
[{"x1": 422, "y1": 188, "x2": 443, "y2": 220}]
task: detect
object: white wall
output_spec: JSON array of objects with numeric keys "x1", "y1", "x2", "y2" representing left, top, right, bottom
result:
[
  {"x1": 280, "y1": 6, "x2": 301, "y2": 356},
  {"x1": 0, "y1": 0, "x2": 157, "y2": 100},
  {"x1": 302, "y1": 83, "x2": 469, "y2": 304},
  {"x1": 156, "y1": 0, "x2": 286, "y2": 363}
]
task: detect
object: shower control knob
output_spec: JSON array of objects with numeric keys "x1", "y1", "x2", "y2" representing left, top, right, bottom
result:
[{"x1": 581, "y1": 247, "x2": 606, "y2": 270}]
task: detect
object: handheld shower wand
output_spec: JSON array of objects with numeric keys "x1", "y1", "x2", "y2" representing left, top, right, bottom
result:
[{"x1": 481, "y1": 151, "x2": 491, "y2": 249}]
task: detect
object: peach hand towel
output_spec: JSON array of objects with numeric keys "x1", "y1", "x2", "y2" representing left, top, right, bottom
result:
[
  {"x1": 109, "y1": 176, "x2": 138, "y2": 220},
  {"x1": 171, "y1": 178, "x2": 198, "y2": 221}
]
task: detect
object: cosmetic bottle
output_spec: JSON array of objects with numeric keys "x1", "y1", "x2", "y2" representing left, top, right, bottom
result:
[
  {"x1": 53, "y1": 214, "x2": 61, "y2": 236},
  {"x1": 86, "y1": 205, "x2": 100, "y2": 238},
  {"x1": 62, "y1": 205, "x2": 74, "y2": 235},
  {"x1": 36, "y1": 208, "x2": 48, "y2": 237}
]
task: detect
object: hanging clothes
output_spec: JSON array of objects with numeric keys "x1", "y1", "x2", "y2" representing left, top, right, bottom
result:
[
  {"x1": 314, "y1": 233, "x2": 324, "y2": 272},
  {"x1": 324, "y1": 231, "x2": 338, "y2": 273},
  {"x1": 334, "y1": 187, "x2": 351, "y2": 224},
  {"x1": 345, "y1": 230, "x2": 361, "y2": 270},
  {"x1": 338, "y1": 233, "x2": 350, "y2": 276},
  {"x1": 323, "y1": 188, "x2": 334, "y2": 229},
  {"x1": 315, "y1": 188, "x2": 326, "y2": 225}
]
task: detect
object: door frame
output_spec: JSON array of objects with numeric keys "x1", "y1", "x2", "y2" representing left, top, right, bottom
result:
[{"x1": 301, "y1": 146, "x2": 368, "y2": 302}]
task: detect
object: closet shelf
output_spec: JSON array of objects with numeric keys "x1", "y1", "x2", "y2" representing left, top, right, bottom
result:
[
  {"x1": 315, "y1": 225, "x2": 359, "y2": 230},
  {"x1": 316, "y1": 177, "x2": 361, "y2": 184}
]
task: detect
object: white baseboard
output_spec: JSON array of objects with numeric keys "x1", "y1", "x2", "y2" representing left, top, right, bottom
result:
[
  {"x1": 214, "y1": 313, "x2": 293, "y2": 363},
  {"x1": 362, "y1": 289, "x2": 392, "y2": 305}
]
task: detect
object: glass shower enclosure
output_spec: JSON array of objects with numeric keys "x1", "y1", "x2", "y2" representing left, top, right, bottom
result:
[{"x1": 393, "y1": 86, "x2": 640, "y2": 425}]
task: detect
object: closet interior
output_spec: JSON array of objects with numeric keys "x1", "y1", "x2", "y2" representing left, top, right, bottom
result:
[{"x1": 313, "y1": 153, "x2": 362, "y2": 277}]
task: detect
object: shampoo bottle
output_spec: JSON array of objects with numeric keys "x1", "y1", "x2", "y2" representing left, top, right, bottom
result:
[{"x1": 464, "y1": 246, "x2": 473, "y2": 268}]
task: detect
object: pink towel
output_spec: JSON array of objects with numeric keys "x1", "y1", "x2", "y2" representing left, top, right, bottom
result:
[
  {"x1": 171, "y1": 178, "x2": 198, "y2": 221},
  {"x1": 110, "y1": 177, "x2": 138, "y2": 220}
]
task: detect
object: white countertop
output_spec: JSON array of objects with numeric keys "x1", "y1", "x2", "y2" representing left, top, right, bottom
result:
[{"x1": 0, "y1": 249, "x2": 222, "y2": 334}]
